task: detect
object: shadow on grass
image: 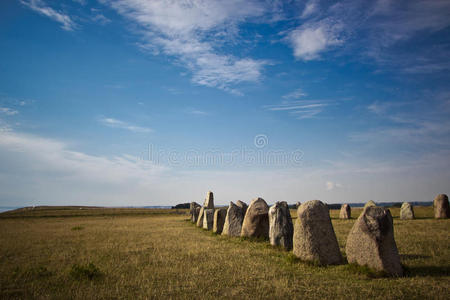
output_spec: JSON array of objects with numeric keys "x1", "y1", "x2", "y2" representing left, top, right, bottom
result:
[
  {"x1": 403, "y1": 265, "x2": 450, "y2": 277},
  {"x1": 400, "y1": 254, "x2": 431, "y2": 260}
]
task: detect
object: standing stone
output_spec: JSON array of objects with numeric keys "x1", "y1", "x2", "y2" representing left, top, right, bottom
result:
[
  {"x1": 204, "y1": 191, "x2": 214, "y2": 209},
  {"x1": 236, "y1": 200, "x2": 248, "y2": 215},
  {"x1": 269, "y1": 201, "x2": 293, "y2": 250},
  {"x1": 339, "y1": 204, "x2": 351, "y2": 219},
  {"x1": 434, "y1": 194, "x2": 450, "y2": 219},
  {"x1": 364, "y1": 200, "x2": 376, "y2": 209},
  {"x1": 193, "y1": 206, "x2": 201, "y2": 223},
  {"x1": 293, "y1": 200, "x2": 342, "y2": 265},
  {"x1": 295, "y1": 202, "x2": 301, "y2": 209},
  {"x1": 213, "y1": 208, "x2": 227, "y2": 234},
  {"x1": 190, "y1": 202, "x2": 201, "y2": 223},
  {"x1": 241, "y1": 198, "x2": 269, "y2": 239},
  {"x1": 222, "y1": 201, "x2": 246, "y2": 237},
  {"x1": 346, "y1": 206, "x2": 403, "y2": 276},
  {"x1": 196, "y1": 207, "x2": 205, "y2": 227},
  {"x1": 203, "y1": 209, "x2": 214, "y2": 230},
  {"x1": 400, "y1": 202, "x2": 415, "y2": 220}
]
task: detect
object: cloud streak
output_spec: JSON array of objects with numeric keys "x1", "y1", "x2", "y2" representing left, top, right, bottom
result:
[
  {"x1": 21, "y1": 0, "x2": 77, "y2": 31},
  {"x1": 99, "y1": 117, "x2": 153, "y2": 133}
]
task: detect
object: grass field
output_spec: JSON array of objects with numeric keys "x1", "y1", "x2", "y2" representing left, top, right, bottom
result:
[{"x1": 0, "y1": 206, "x2": 449, "y2": 299}]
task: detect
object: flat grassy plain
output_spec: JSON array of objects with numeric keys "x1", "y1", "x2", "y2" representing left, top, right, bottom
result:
[{"x1": 0, "y1": 206, "x2": 448, "y2": 299}]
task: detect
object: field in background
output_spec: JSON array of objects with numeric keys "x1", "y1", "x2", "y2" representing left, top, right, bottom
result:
[{"x1": 0, "y1": 206, "x2": 448, "y2": 299}]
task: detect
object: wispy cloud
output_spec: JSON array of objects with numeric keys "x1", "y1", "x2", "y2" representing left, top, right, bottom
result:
[
  {"x1": 20, "y1": 0, "x2": 77, "y2": 31},
  {"x1": 0, "y1": 107, "x2": 19, "y2": 116},
  {"x1": 301, "y1": 0, "x2": 319, "y2": 19},
  {"x1": 282, "y1": 88, "x2": 307, "y2": 100},
  {"x1": 187, "y1": 109, "x2": 209, "y2": 116},
  {"x1": 99, "y1": 117, "x2": 152, "y2": 133},
  {"x1": 264, "y1": 100, "x2": 328, "y2": 120},
  {"x1": 101, "y1": 0, "x2": 270, "y2": 94},
  {"x1": 326, "y1": 181, "x2": 343, "y2": 191}
]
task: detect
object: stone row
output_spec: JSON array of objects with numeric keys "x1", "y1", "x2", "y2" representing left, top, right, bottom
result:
[{"x1": 189, "y1": 191, "x2": 449, "y2": 276}]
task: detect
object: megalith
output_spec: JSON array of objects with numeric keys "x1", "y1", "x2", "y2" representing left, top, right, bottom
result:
[
  {"x1": 339, "y1": 204, "x2": 351, "y2": 219},
  {"x1": 400, "y1": 202, "x2": 414, "y2": 220},
  {"x1": 241, "y1": 198, "x2": 269, "y2": 239},
  {"x1": 222, "y1": 201, "x2": 246, "y2": 237},
  {"x1": 364, "y1": 200, "x2": 376, "y2": 209},
  {"x1": 346, "y1": 206, "x2": 403, "y2": 276},
  {"x1": 190, "y1": 202, "x2": 201, "y2": 223},
  {"x1": 434, "y1": 194, "x2": 450, "y2": 219},
  {"x1": 204, "y1": 191, "x2": 214, "y2": 209},
  {"x1": 203, "y1": 208, "x2": 214, "y2": 230},
  {"x1": 213, "y1": 208, "x2": 227, "y2": 234},
  {"x1": 196, "y1": 207, "x2": 205, "y2": 227},
  {"x1": 268, "y1": 201, "x2": 294, "y2": 250},
  {"x1": 293, "y1": 200, "x2": 342, "y2": 265}
]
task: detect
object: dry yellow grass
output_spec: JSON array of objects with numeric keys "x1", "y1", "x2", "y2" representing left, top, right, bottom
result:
[{"x1": 0, "y1": 206, "x2": 449, "y2": 299}]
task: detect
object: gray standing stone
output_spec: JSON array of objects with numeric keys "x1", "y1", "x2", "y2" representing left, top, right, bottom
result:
[
  {"x1": 241, "y1": 198, "x2": 269, "y2": 239},
  {"x1": 213, "y1": 208, "x2": 227, "y2": 234},
  {"x1": 434, "y1": 194, "x2": 450, "y2": 219},
  {"x1": 204, "y1": 191, "x2": 214, "y2": 209},
  {"x1": 400, "y1": 202, "x2": 415, "y2": 220},
  {"x1": 346, "y1": 206, "x2": 403, "y2": 276},
  {"x1": 190, "y1": 202, "x2": 201, "y2": 223},
  {"x1": 222, "y1": 201, "x2": 246, "y2": 237},
  {"x1": 293, "y1": 200, "x2": 342, "y2": 265},
  {"x1": 269, "y1": 201, "x2": 293, "y2": 250},
  {"x1": 364, "y1": 200, "x2": 376, "y2": 209},
  {"x1": 203, "y1": 208, "x2": 214, "y2": 230},
  {"x1": 339, "y1": 204, "x2": 351, "y2": 219},
  {"x1": 236, "y1": 200, "x2": 248, "y2": 215},
  {"x1": 196, "y1": 207, "x2": 205, "y2": 227}
]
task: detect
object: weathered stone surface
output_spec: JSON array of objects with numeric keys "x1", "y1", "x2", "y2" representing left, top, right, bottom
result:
[
  {"x1": 364, "y1": 200, "x2": 376, "y2": 209},
  {"x1": 346, "y1": 206, "x2": 403, "y2": 276},
  {"x1": 194, "y1": 207, "x2": 201, "y2": 223},
  {"x1": 204, "y1": 191, "x2": 214, "y2": 209},
  {"x1": 293, "y1": 200, "x2": 342, "y2": 265},
  {"x1": 241, "y1": 198, "x2": 269, "y2": 239},
  {"x1": 190, "y1": 202, "x2": 201, "y2": 223},
  {"x1": 236, "y1": 200, "x2": 248, "y2": 215},
  {"x1": 400, "y1": 202, "x2": 415, "y2": 220},
  {"x1": 434, "y1": 194, "x2": 450, "y2": 219},
  {"x1": 196, "y1": 207, "x2": 205, "y2": 227},
  {"x1": 268, "y1": 201, "x2": 293, "y2": 250},
  {"x1": 295, "y1": 202, "x2": 301, "y2": 209},
  {"x1": 213, "y1": 208, "x2": 227, "y2": 234},
  {"x1": 203, "y1": 209, "x2": 214, "y2": 230},
  {"x1": 339, "y1": 204, "x2": 351, "y2": 219},
  {"x1": 222, "y1": 201, "x2": 246, "y2": 237}
]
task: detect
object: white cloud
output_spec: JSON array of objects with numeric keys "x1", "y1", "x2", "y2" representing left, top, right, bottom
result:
[
  {"x1": 187, "y1": 109, "x2": 208, "y2": 116},
  {"x1": 301, "y1": 0, "x2": 319, "y2": 19},
  {"x1": 92, "y1": 13, "x2": 111, "y2": 25},
  {"x1": 101, "y1": 0, "x2": 270, "y2": 94},
  {"x1": 264, "y1": 100, "x2": 329, "y2": 120},
  {"x1": 99, "y1": 117, "x2": 153, "y2": 133},
  {"x1": 282, "y1": 88, "x2": 307, "y2": 99},
  {"x1": 20, "y1": 0, "x2": 77, "y2": 31},
  {"x1": 0, "y1": 107, "x2": 19, "y2": 116},
  {"x1": 290, "y1": 22, "x2": 343, "y2": 61},
  {"x1": 326, "y1": 181, "x2": 343, "y2": 191}
]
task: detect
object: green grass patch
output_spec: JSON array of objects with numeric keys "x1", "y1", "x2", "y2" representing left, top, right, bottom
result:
[
  {"x1": 345, "y1": 263, "x2": 388, "y2": 278},
  {"x1": 71, "y1": 226, "x2": 84, "y2": 231}
]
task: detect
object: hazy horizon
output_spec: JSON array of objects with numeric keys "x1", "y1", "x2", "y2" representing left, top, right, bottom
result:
[{"x1": 1, "y1": 0, "x2": 449, "y2": 207}]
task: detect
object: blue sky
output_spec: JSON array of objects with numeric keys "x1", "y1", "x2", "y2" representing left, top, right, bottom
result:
[{"x1": 0, "y1": 0, "x2": 449, "y2": 206}]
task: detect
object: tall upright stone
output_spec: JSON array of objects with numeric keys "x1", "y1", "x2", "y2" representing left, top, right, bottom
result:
[
  {"x1": 295, "y1": 202, "x2": 301, "y2": 209},
  {"x1": 213, "y1": 208, "x2": 227, "y2": 234},
  {"x1": 222, "y1": 201, "x2": 246, "y2": 237},
  {"x1": 190, "y1": 202, "x2": 201, "y2": 223},
  {"x1": 236, "y1": 200, "x2": 248, "y2": 215},
  {"x1": 400, "y1": 202, "x2": 415, "y2": 220},
  {"x1": 346, "y1": 206, "x2": 403, "y2": 276},
  {"x1": 293, "y1": 200, "x2": 342, "y2": 265},
  {"x1": 364, "y1": 200, "x2": 376, "y2": 209},
  {"x1": 203, "y1": 209, "x2": 214, "y2": 230},
  {"x1": 339, "y1": 204, "x2": 351, "y2": 219},
  {"x1": 434, "y1": 194, "x2": 450, "y2": 219},
  {"x1": 268, "y1": 201, "x2": 293, "y2": 250},
  {"x1": 204, "y1": 191, "x2": 214, "y2": 209},
  {"x1": 241, "y1": 198, "x2": 269, "y2": 239},
  {"x1": 196, "y1": 207, "x2": 205, "y2": 227}
]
